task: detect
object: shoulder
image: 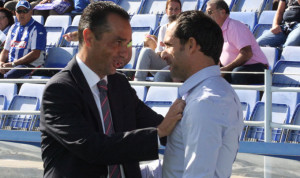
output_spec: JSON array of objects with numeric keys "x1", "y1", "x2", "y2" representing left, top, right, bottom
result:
[{"x1": 32, "y1": 21, "x2": 46, "y2": 32}]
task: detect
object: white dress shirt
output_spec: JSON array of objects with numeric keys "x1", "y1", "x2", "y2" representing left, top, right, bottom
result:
[
  {"x1": 162, "y1": 65, "x2": 244, "y2": 178},
  {"x1": 76, "y1": 56, "x2": 126, "y2": 178}
]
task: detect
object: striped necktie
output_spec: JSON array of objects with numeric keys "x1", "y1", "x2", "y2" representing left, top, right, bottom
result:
[{"x1": 97, "y1": 79, "x2": 121, "y2": 178}]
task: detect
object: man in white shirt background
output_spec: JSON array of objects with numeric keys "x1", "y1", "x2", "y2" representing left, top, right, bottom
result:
[{"x1": 161, "y1": 10, "x2": 244, "y2": 177}]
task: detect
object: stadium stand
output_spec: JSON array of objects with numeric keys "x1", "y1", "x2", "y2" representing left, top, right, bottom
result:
[
  {"x1": 235, "y1": 89, "x2": 260, "y2": 120},
  {"x1": 45, "y1": 26, "x2": 64, "y2": 48},
  {"x1": 123, "y1": 46, "x2": 142, "y2": 69},
  {"x1": 253, "y1": 10, "x2": 276, "y2": 39},
  {"x1": 71, "y1": 15, "x2": 81, "y2": 26},
  {"x1": 130, "y1": 14, "x2": 159, "y2": 31},
  {"x1": 32, "y1": 15, "x2": 44, "y2": 25},
  {"x1": 230, "y1": 11, "x2": 257, "y2": 31},
  {"x1": 44, "y1": 47, "x2": 77, "y2": 68},
  {"x1": 232, "y1": 0, "x2": 268, "y2": 14},
  {"x1": 0, "y1": 83, "x2": 17, "y2": 110},
  {"x1": 132, "y1": 85, "x2": 148, "y2": 101},
  {"x1": 44, "y1": 15, "x2": 72, "y2": 34},
  {"x1": 286, "y1": 104, "x2": 300, "y2": 143},
  {"x1": 140, "y1": 0, "x2": 166, "y2": 15},
  {"x1": 181, "y1": 0, "x2": 198, "y2": 11},
  {"x1": 60, "y1": 26, "x2": 79, "y2": 48},
  {"x1": 224, "y1": 0, "x2": 236, "y2": 11},
  {"x1": 132, "y1": 26, "x2": 152, "y2": 46},
  {"x1": 280, "y1": 46, "x2": 300, "y2": 62},
  {"x1": 145, "y1": 86, "x2": 178, "y2": 116},
  {"x1": 261, "y1": 46, "x2": 279, "y2": 70},
  {"x1": 272, "y1": 61, "x2": 300, "y2": 87},
  {"x1": 118, "y1": 0, "x2": 144, "y2": 15}
]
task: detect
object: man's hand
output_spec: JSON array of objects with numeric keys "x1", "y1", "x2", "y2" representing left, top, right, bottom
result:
[
  {"x1": 271, "y1": 25, "x2": 282, "y2": 34},
  {"x1": 220, "y1": 66, "x2": 230, "y2": 77},
  {"x1": 157, "y1": 99, "x2": 186, "y2": 138},
  {"x1": 63, "y1": 32, "x2": 78, "y2": 42},
  {"x1": 0, "y1": 62, "x2": 7, "y2": 74}
]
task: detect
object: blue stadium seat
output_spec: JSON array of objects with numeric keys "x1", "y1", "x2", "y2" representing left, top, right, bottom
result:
[
  {"x1": 132, "y1": 27, "x2": 152, "y2": 46},
  {"x1": 0, "y1": 83, "x2": 17, "y2": 110},
  {"x1": 60, "y1": 26, "x2": 79, "y2": 48},
  {"x1": 235, "y1": 89, "x2": 260, "y2": 120},
  {"x1": 145, "y1": 86, "x2": 178, "y2": 116},
  {"x1": 140, "y1": 0, "x2": 166, "y2": 15},
  {"x1": 19, "y1": 83, "x2": 46, "y2": 107},
  {"x1": 253, "y1": 11, "x2": 276, "y2": 39},
  {"x1": 224, "y1": 0, "x2": 236, "y2": 11},
  {"x1": 198, "y1": 0, "x2": 208, "y2": 11},
  {"x1": 181, "y1": 0, "x2": 198, "y2": 11},
  {"x1": 44, "y1": 15, "x2": 72, "y2": 33},
  {"x1": 260, "y1": 46, "x2": 279, "y2": 70},
  {"x1": 44, "y1": 47, "x2": 76, "y2": 68},
  {"x1": 272, "y1": 61, "x2": 300, "y2": 87},
  {"x1": 132, "y1": 85, "x2": 148, "y2": 101},
  {"x1": 245, "y1": 102, "x2": 290, "y2": 142},
  {"x1": 118, "y1": 0, "x2": 144, "y2": 15},
  {"x1": 45, "y1": 27, "x2": 64, "y2": 48},
  {"x1": 71, "y1": 15, "x2": 81, "y2": 26},
  {"x1": 233, "y1": 0, "x2": 267, "y2": 14},
  {"x1": 280, "y1": 46, "x2": 300, "y2": 61},
  {"x1": 286, "y1": 104, "x2": 300, "y2": 143},
  {"x1": 230, "y1": 12, "x2": 257, "y2": 31},
  {"x1": 1, "y1": 96, "x2": 39, "y2": 130},
  {"x1": 124, "y1": 46, "x2": 142, "y2": 69},
  {"x1": 32, "y1": 15, "x2": 44, "y2": 25},
  {"x1": 130, "y1": 14, "x2": 159, "y2": 31}
]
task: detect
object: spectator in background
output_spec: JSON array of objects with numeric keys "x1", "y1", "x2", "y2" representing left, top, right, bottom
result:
[
  {"x1": 4, "y1": 0, "x2": 42, "y2": 14},
  {"x1": 0, "y1": 7, "x2": 14, "y2": 35},
  {"x1": 144, "y1": 34, "x2": 157, "y2": 51},
  {"x1": 134, "y1": 0, "x2": 181, "y2": 81},
  {"x1": 0, "y1": 0, "x2": 46, "y2": 78},
  {"x1": 257, "y1": 0, "x2": 300, "y2": 47},
  {"x1": 34, "y1": 0, "x2": 74, "y2": 21},
  {"x1": 206, "y1": 0, "x2": 268, "y2": 85}
]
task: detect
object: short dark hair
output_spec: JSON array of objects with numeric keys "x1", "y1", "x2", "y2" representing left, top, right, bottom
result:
[
  {"x1": 78, "y1": 1, "x2": 130, "y2": 48},
  {"x1": 173, "y1": 10, "x2": 223, "y2": 64},
  {"x1": 207, "y1": 0, "x2": 230, "y2": 14},
  {"x1": 0, "y1": 8, "x2": 14, "y2": 27}
]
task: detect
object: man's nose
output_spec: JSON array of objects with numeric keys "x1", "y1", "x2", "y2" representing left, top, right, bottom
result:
[{"x1": 161, "y1": 50, "x2": 168, "y2": 61}]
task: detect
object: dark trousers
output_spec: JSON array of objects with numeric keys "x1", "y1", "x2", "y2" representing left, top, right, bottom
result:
[{"x1": 224, "y1": 63, "x2": 268, "y2": 85}]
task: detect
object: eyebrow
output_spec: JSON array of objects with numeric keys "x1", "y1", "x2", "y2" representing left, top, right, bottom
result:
[{"x1": 164, "y1": 41, "x2": 172, "y2": 46}]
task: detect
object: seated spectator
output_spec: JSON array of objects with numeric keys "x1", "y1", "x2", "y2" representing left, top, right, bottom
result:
[
  {"x1": 206, "y1": 0, "x2": 268, "y2": 85},
  {"x1": 0, "y1": 0, "x2": 46, "y2": 78},
  {"x1": 0, "y1": 7, "x2": 14, "y2": 35},
  {"x1": 34, "y1": 0, "x2": 74, "y2": 21},
  {"x1": 144, "y1": 34, "x2": 157, "y2": 51},
  {"x1": 257, "y1": 0, "x2": 300, "y2": 47},
  {"x1": 134, "y1": 0, "x2": 181, "y2": 81},
  {"x1": 4, "y1": 0, "x2": 42, "y2": 14}
]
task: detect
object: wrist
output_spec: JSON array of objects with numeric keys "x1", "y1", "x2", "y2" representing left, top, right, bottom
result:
[{"x1": 11, "y1": 62, "x2": 16, "y2": 67}]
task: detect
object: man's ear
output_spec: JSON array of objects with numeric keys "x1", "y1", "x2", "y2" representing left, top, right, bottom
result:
[
  {"x1": 82, "y1": 28, "x2": 94, "y2": 47},
  {"x1": 187, "y1": 37, "x2": 200, "y2": 54}
]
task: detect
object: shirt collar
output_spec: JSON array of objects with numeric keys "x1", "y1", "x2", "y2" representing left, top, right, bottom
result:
[
  {"x1": 178, "y1": 65, "x2": 221, "y2": 98},
  {"x1": 221, "y1": 17, "x2": 230, "y2": 31},
  {"x1": 76, "y1": 55, "x2": 107, "y2": 88},
  {"x1": 16, "y1": 18, "x2": 34, "y2": 27}
]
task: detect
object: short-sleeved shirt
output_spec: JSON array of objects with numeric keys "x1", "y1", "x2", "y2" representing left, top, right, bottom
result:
[
  {"x1": 281, "y1": 0, "x2": 300, "y2": 22},
  {"x1": 155, "y1": 23, "x2": 167, "y2": 53},
  {"x1": 220, "y1": 17, "x2": 268, "y2": 67},
  {"x1": 4, "y1": 18, "x2": 47, "y2": 67}
]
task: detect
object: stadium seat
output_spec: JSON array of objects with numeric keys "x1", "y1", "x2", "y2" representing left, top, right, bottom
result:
[
  {"x1": 245, "y1": 102, "x2": 290, "y2": 142},
  {"x1": 140, "y1": 0, "x2": 166, "y2": 15},
  {"x1": 1, "y1": 95, "x2": 39, "y2": 130},
  {"x1": 230, "y1": 12, "x2": 257, "y2": 31},
  {"x1": 44, "y1": 15, "x2": 72, "y2": 33},
  {"x1": 145, "y1": 86, "x2": 178, "y2": 116},
  {"x1": 118, "y1": 0, "x2": 144, "y2": 15},
  {"x1": 159, "y1": 13, "x2": 169, "y2": 26},
  {"x1": 253, "y1": 11, "x2": 276, "y2": 39},
  {"x1": 132, "y1": 27, "x2": 152, "y2": 46},
  {"x1": 32, "y1": 15, "x2": 44, "y2": 25},
  {"x1": 45, "y1": 26, "x2": 64, "y2": 48},
  {"x1": 71, "y1": 15, "x2": 81, "y2": 26},
  {"x1": 235, "y1": 89, "x2": 260, "y2": 120},
  {"x1": 0, "y1": 83, "x2": 17, "y2": 110},
  {"x1": 60, "y1": 26, "x2": 79, "y2": 48},
  {"x1": 224, "y1": 0, "x2": 236, "y2": 11},
  {"x1": 132, "y1": 85, "x2": 148, "y2": 101},
  {"x1": 272, "y1": 61, "x2": 300, "y2": 87},
  {"x1": 286, "y1": 104, "x2": 300, "y2": 143},
  {"x1": 44, "y1": 47, "x2": 76, "y2": 68},
  {"x1": 280, "y1": 46, "x2": 300, "y2": 61},
  {"x1": 124, "y1": 46, "x2": 142, "y2": 69},
  {"x1": 198, "y1": 0, "x2": 208, "y2": 11},
  {"x1": 181, "y1": 0, "x2": 198, "y2": 11},
  {"x1": 232, "y1": 0, "x2": 267, "y2": 14},
  {"x1": 130, "y1": 14, "x2": 159, "y2": 31},
  {"x1": 260, "y1": 46, "x2": 279, "y2": 70},
  {"x1": 19, "y1": 83, "x2": 46, "y2": 106}
]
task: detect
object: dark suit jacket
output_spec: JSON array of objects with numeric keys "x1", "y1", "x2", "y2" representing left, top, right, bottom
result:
[{"x1": 40, "y1": 58, "x2": 164, "y2": 178}]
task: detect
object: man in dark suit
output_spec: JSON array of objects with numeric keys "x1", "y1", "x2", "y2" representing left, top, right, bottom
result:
[{"x1": 40, "y1": 2, "x2": 185, "y2": 178}]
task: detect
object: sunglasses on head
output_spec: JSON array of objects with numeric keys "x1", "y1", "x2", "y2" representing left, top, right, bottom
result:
[{"x1": 16, "y1": 9, "x2": 30, "y2": 14}]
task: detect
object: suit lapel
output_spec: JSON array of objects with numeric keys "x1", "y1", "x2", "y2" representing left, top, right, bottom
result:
[{"x1": 65, "y1": 58, "x2": 104, "y2": 133}]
